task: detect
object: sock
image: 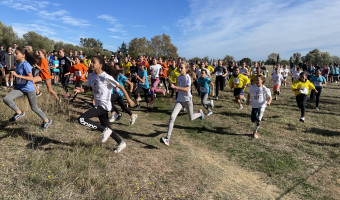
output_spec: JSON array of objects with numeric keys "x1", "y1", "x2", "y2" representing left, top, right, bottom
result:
[
  {"x1": 6, "y1": 82, "x2": 9, "y2": 86},
  {"x1": 10, "y1": 82, "x2": 13, "y2": 86}
]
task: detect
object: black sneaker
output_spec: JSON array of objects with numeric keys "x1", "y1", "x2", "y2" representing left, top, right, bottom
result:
[
  {"x1": 36, "y1": 92, "x2": 42, "y2": 97},
  {"x1": 116, "y1": 114, "x2": 123, "y2": 121},
  {"x1": 133, "y1": 105, "x2": 140, "y2": 109},
  {"x1": 40, "y1": 119, "x2": 52, "y2": 130},
  {"x1": 9, "y1": 112, "x2": 25, "y2": 122}
]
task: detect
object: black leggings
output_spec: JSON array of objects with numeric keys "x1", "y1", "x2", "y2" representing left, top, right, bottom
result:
[
  {"x1": 310, "y1": 88, "x2": 322, "y2": 107},
  {"x1": 160, "y1": 77, "x2": 168, "y2": 91},
  {"x1": 215, "y1": 76, "x2": 225, "y2": 97},
  {"x1": 111, "y1": 93, "x2": 132, "y2": 116},
  {"x1": 61, "y1": 74, "x2": 70, "y2": 93},
  {"x1": 134, "y1": 85, "x2": 149, "y2": 104},
  {"x1": 193, "y1": 80, "x2": 200, "y2": 95},
  {"x1": 78, "y1": 106, "x2": 122, "y2": 144},
  {"x1": 296, "y1": 94, "x2": 307, "y2": 118}
]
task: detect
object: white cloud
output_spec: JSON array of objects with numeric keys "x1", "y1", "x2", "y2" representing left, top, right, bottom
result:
[
  {"x1": 111, "y1": 36, "x2": 121, "y2": 39},
  {"x1": 178, "y1": 0, "x2": 340, "y2": 60},
  {"x1": 98, "y1": 15, "x2": 118, "y2": 24},
  {"x1": 12, "y1": 23, "x2": 56, "y2": 37},
  {"x1": 0, "y1": 0, "x2": 49, "y2": 11},
  {"x1": 60, "y1": 16, "x2": 91, "y2": 27},
  {"x1": 99, "y1": 14, "x2": 126, "y2": 35}
]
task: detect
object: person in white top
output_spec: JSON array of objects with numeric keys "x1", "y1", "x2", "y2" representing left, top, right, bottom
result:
[
  {"x1": 149, "y1": 58, "x2": 165, "y2": 105},
  {"x1": 246, "y1": 75, "x2": 272, "y2": 138},
  {"x1": 160, "y1": 62, "x2": 204, "y2": 146},
  {"x1": 270, "y1": 67, "x2": 284, "y2": 100},
  {"x1": 239, "y1": 62, "x2": 249, "y2": 76},
  {"x1": 250, "y1": 62, "x2": 258, "y2": 77},
  {"x1": 75, "y1": 56, "x2": 134, "y2": 153},
  {"x1": 281, "y1": 65, "x2": 291, "y2": 88}
]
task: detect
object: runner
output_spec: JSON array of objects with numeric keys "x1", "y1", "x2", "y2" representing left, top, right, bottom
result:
[
  {"x1": 229, "y1": 67, "x2": 250, "y2": 109},
  {"x1": 310, "y1": 69, "x2": 327, "y2": 110},
  {"x1": 198, "y1": 70, "x2": 214, "y2": 116}
]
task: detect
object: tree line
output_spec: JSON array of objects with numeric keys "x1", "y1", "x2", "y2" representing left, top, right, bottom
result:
[{"x1": 0, "y1": 21, "x2": 178, "y2": 59}]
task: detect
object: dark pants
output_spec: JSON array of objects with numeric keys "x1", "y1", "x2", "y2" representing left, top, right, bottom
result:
[
  {"x1": 215, "y1": 76, "x2": 225, "y2": 97},
  {"x1": 134, "y1": 85, "x2": 149, "y2": 104},
  {"x1": 193, "y1": 80, "x2": 200, "y2": 95},
  {"x1": 111, "y1": 93, "x2": 132, "y2": 115},
  {"x1": 61, "y1": 74, "x2": 70, "y2": 93},
  {"x1": 296, "y1": 94, "x2": 307, "y2": 118},
  {"x1": 78, "y1": 106, "x2": 122, "y2": 144},
  {"x1": 160, "y1": 77, "x2": 168, "y2": 91},
  {"x1": 310, "y1": 88, "x2": 322, "y2": 107}
]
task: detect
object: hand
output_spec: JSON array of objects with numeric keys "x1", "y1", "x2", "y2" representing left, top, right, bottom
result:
[
  {"x1": 10, "y1": 71, "x2": 18, "y2": 77},
  {"x1": 267, "y1": 102, "x2": 271, "y2": 106},
  {"x1": 128, "y1": 99, "x2": 135, "y2": 107},
  {"x1": 233, "y1": 84, "x2": 237, "y2": 88},
  {"x1": 170, "y1": 83, "x2": 175, "y2": 89},
  {"x1": 314, "y1": 89, "x2": 318, "y2": 94}
]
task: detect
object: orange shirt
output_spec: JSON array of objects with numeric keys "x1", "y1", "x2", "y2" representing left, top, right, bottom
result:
[
  {"x1": 39, "y1": 58, "x2": 52, "y2": 80},
  {"x1": 160, "y1": 63, "x2": 168, "y2": 78},
  {"x1": 69, "y1": 63, "x2": 88, "y2": 82}
]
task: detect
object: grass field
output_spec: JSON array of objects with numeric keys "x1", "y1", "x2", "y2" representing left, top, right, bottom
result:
[{"x1": 0, "y1": 68, "x2": 339, "y2": 200}]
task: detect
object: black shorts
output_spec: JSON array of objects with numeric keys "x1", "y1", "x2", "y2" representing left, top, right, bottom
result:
[
  {"x1": 53, "y1": 71, "x2": 60, "y2": 76},
  {"x1": 75, "y1": 80, "x2": 84, "y2": 88},
  {"x1": 5, "y1": 68, "x2": 14, "y2": 75},
  {"x1": 234, "y1": 88, "x2": 244, "y2": 96},
  {"x1": 130, "y1": 77, "x2": 138, "y2": 84}
]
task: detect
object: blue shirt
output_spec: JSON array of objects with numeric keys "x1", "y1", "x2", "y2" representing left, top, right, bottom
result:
[
  {"x1": 198, "y1": 77, "x2": 211, "y2": 94},
  {"x1": 311, "y1": 76, "x2": 326, "y2": 88},
  {"x1": 112, "y1": 74, "x2": 128, "y2": 97},
  {"x1": 52, "y1": 60, "x2": 60, "y2": 72},
  {"x1": 15, "y1": 61, "x2": 35, "y2": 92},
  {"x1": 138, "y1": 69, "x2": 149, "y2": 89}
]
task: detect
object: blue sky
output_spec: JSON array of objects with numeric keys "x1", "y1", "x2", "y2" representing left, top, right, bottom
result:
[{"x1": 1, "y1": 0, "x2": 340, "y2": 60}]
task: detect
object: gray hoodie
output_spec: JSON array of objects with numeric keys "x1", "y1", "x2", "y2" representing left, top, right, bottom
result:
[{"x1": 1, "y1": 52, "x2": 15, "y2": 70}]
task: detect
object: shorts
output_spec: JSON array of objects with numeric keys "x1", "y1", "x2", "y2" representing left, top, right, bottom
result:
[
  {"x1": 5, "y1": 68, "x2": 14, "y2": 75},
  {"x1": 75, "y1": 80, "x2": 84, "y2": 88},
  {"x1": 251, "y1": 107, "x2": 265, "y2": 124},
  {"x1": 131, "y1": 77, "x2": 137, "y2": 84},
  {"x1": 233, "y1": 88, "x2": 244, "y2": 96},
  {"x1": 283, "y1": 76, "x2": 288, "y2": 80},
  {"x1": 53, "y1": 71, "x2": 60, "y2": 76},
  {"x1": 273, "y1": 85, "x2": 280, "y2": 91}
]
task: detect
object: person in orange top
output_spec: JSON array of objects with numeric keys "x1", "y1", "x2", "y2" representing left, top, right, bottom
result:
[
  {"x1": 138, "y1": 55, "x2": 150, "y2": 69},
  {"x1": 64, "y1": 56, "x2": 88, "y2": 101},
  {"x1": 33, "y1": 49, "x2": 60, "y2": 101},
  {"x1": 159, "y1": 58, "x2": 169, "y2": 93}
]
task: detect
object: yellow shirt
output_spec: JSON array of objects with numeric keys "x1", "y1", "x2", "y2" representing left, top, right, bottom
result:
[
  {"x1": 167, "y1": 67, "x2": 180, "y2": 85},
  {"x1": 250, "y1": 73, "x2": 263, "y2": 84},
  {"x1": 122, "y1": 62, "x2": 132, "y2": 74},
  {"x1": 229, "y1": 74, "x2": 250, "y2": 89},
  {"x1": 207, "y1": 65, "x2": 214, "y2": 74},
  {"x1": 291, "y1": 80, "x2": 315, "y2": 96}
]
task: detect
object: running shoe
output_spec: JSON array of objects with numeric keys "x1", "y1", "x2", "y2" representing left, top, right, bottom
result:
[
  {"x1": 274, "y1": 97, "x2": 278, "y2": 100},
  {"x1": 216, "y1": 96, "x2": 219, "y2": 100},
  {"x1": 40, "y1": 119, "x2": 52, "y2": 130},
  {"x1": 315, "y1": 107, "x2": 319, "y2": 110},
  {"x1": 239, "y1": 105, "x2": 244, "y2": 109},
  {"x1": 242, "y1": 97, "x2": 246, "y2": 103},
  {"x1": 101, "y1": 128, "x2": 112, "y2": 143},
  {"x1": 130, "y1": 114, "x2": 138, "y2": 125},
  {"x1": 9, "y1": 112, "x2": 25, "y2": 122},
  {"x1": 160, "y1": 137, "x2": 170, "y2": 146},
  {"x1": 210, "y1": 100, "x2": 214, "y2": 108},
  {"x1": 109, "y1": 112, "x2": 119, "y2": 122},
  {"x1": 133, "y1": 105, "x2": 140, "y2": 109},
  {"x1": 299, "y1": 117, "x2": 305, "y2": 122},
  {"x1": 207, "y1": 111, "x2": 213, "y2": 116},
  {"x1": 114, "y1": 141, "x2": 127, "y2": 153},
  {"x1": 137, "y1": 97, "x2": 142, "y2": 101},
  {"x1": 116, "y1": 114, "x2": 123, "y2": 122},
  {"x1": 199, "y1": 109, "x2": 204, "y2": 120},
  {"x1": 36, "y1": 92, "x2": 42, "y2": 97}
]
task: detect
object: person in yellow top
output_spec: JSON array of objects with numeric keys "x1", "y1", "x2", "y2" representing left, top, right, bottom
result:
[
  {"x1": 250, "y1": 67, "x2": 263, "y2": 85},
  {"x1": 291, "y1": 72, "x2": 318, "y2": 122},
  {"x1": 122, "y1": 57, "x2": 132, "y2": 77},
  {"x1": 204, "y1": 61, "x2": 215, "y2": 74},
  {"x1": 167, "y1": 60, "x2": 180, "y2": 100},
  {"x1": 229, "y1": 67, "x2": 250, "y2": 109}
]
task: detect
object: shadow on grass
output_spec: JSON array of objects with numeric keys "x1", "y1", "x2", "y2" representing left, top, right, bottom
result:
[
  {"x1": 305, "y1": 128, "x2": 340, "y2": 137},
  {"x1": 115, "y1": 129, "x2": 160, "y2": 149},
  {"x1": 153, "y1": 124, "x2": 252, "y2": 137},
  {"x1": 303, "y1": 140, "x2": 340, "y2": 148}
]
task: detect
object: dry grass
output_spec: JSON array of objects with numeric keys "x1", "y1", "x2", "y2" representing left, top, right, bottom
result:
[{"x1": 0, "y1": 68, "x2": 339, "y2": 199}]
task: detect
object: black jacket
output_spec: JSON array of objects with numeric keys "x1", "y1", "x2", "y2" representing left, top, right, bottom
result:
[{"x1": 1, "y1": 52, "x2": 15, "y2": 70}]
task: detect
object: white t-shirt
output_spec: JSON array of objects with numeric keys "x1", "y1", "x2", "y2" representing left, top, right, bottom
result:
[
  {"x1": 293, "y1": 71, "x2": 301, "y2": 80},
  {"x1": 248, "y1": 85, "x2": 271, "y2": 108},
  {"x1": 239, "y1": 67, "x2": 248, "y2": 75},
  {"x1": 86, "y1": 71, "x2": 119, "y2": 111},
  {"x1": 150, "y1": 64, "x2": 161, "y2": 79},
  {"x1": 176, "y1": 74, "x2": 192, "y2": 102},
  {"x1": 271, "y1": 74, "x2": 283, "y2": 86},
  {"x1": 282, "y1": 69, "x2": 290, "y2": 77}
]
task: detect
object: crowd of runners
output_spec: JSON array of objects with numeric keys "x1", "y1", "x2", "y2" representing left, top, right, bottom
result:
[{"x1": 0, "y1": 43, "x2": 337, "y2": 152}]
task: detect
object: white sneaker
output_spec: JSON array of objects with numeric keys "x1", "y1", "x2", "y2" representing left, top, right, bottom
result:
[
  {"x1": 299, "y1": 117, "x2": 305, "y2": 122},
  {"x1": 114, "y1": 141, "x2": 126, "y2": 153},
  {"x1": 137, "y1": 97, "x2": 142, "y2": 101},
  {"x1": 207, "y1": 111, "x2": 213, "y2": 116},
  {"x1": 239, "y1": 105, "x2": 243, "y2": 109},
  {"x1": 130, "y1": 114, "x2": 138, "y2": 125},
  {"x1": 210, "y1": 100, "x2": 214, "y2": 108},
  {"x1": 109, "y1": 112, "x2": 119, "y2": 122},
  {"x1": 315, "y1": 107, "x2": 319, "y2": 110},
  {"x1": 101, "y1": 128, "x2": 112, "y2": 143}
]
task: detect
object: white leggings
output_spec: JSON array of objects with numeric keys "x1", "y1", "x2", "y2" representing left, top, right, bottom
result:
[{"x1": 166, "y1": 101, "x2": 201, "y2": 139}]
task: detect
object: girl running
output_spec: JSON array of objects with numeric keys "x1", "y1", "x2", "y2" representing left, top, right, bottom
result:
[
  {"x1": 160, "y1": 62, "x2": 204, "y2": 146},
  {"x1": 3, "y1": 47, "x2": 52, "y2": 129},
  {"x1": 33, "y1": 49, "x2": 60, "y2": 101},
  {"x1": 291, "y1": 72, "x2": 318, "y2": 122},
  {"x1": 167, "y1": 60, "x2": 180, "y2": 101},
  {"x1": 159, "y1": 58, "x2": 169, "y2": 94},
  {"x1": 246, "y1": 75, "x2": 272, "y2": 138},
  {"x1": 109, "y1": 63, "x2": 138, "y2": 125},
  {"x1": 229, "y1": 67, "x2": 250, "y2": 109},
  {"x1": 213, "y1": 59, "x2": 228, "y2": 100},
  {"x1": 58, "y1": 49, "x2": 72, "y2": 97},
  {"x1": 75, "y1": 56, "x2": 134, "y2": 153},
  {"x1": 149, "y1": 58, "x2": 166, "y2": 106},
  {"x1": 310, "y1": 69, "x2": 327, "y2": 110},
  {"x1": 270, "y1": 67, "x2": 284, "y2": 100},
  {"x1": 133, "y1": 62, "x2": 150, "y2": 109},
  {"x1": 198, "y1": 70, "x2": 214, "y2": 116}
]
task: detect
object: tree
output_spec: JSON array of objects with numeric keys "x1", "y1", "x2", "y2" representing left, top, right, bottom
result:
[
  {"x1": 80, "y1": 38, "x2": 103, "y2": 49},
  {"x1": 331, "y1": 56, "x2": 340, "y2": 65},
  {"x1": 23, "y1": 31, "x2": 54, "y2": 52},
  {"x1": 150, "y1": 34, "x2": 178, "y2": 59},
  {"x1": 128, "y1": 37, "x2": 153, "y2": 58},
  {"x1": 240, "y1": 58, "x2": 252, "y2": 65},
  {"x1": 291, "y1": 53, "x2": 301, "y2": 65},
  {"x1": 117, "y1": 42, "x2": 128, "y2": 56},
  {"x1": 266, "y1": 53, "x2": 278, "y2": 65},
  {"x1": 0, "y1": 22, "x2": 19, "y2": 47},
  {"x1": 320, "y1": 52, "x2": 331, "y2": 66},
  {"x1": 280, "y1": 59, "x2": 290, "y2": 66},
  {"x1": 304, "y1": 49, "x2": 322, "y2": 65},
  {"x1": 223, "y1": 54, "x2": 234, "y2": 63}
]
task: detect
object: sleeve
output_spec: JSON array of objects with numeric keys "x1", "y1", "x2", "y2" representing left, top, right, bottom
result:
[
  {"x1": 229, "y1": 76, "x2": 233, "y2": 88},
  {"x1": 207, "y1": 78, "x2": 211, "y2": 84},
  {"x1": 122, "y1": 75, "x2": 128, "y2": 83},
  {"x1": 86, "y1": 74, "x2": 92, "y2": 87},
  {"x1": 24, "y1": 62, "x2": 32, "y2": 74},
  {"x1": 82, "y1": 64, "x2": 88, "y2": 72},
  {"x1": 106, "y1": 74, "x2": 120, "y2": 87},
  {"x1": 322, "y1": 76, "x2": 326, "y2": 83},
  {"x1": 244, "y1": 75, "x2": 250, "y2": 85},
  {"x1": 185, "y1": 75, "x2": 191, "y2": 87},
  {"x1": 265, "y1": 87, "x2": 272, "y2": 97},
  {"x1": 291, "y1": 81, "x2": 298, "y2": 91},
  {"x1": 69, "y1": 66, "x2": 75, "y2": 73},
  {"x1": 308, "y1": 81, "x2": 315, "y2": 90}
]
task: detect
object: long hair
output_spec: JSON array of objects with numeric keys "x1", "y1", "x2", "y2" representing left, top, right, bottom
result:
[{"x1": 15, "y1": 47, "x2": 39, "y2": 66}]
